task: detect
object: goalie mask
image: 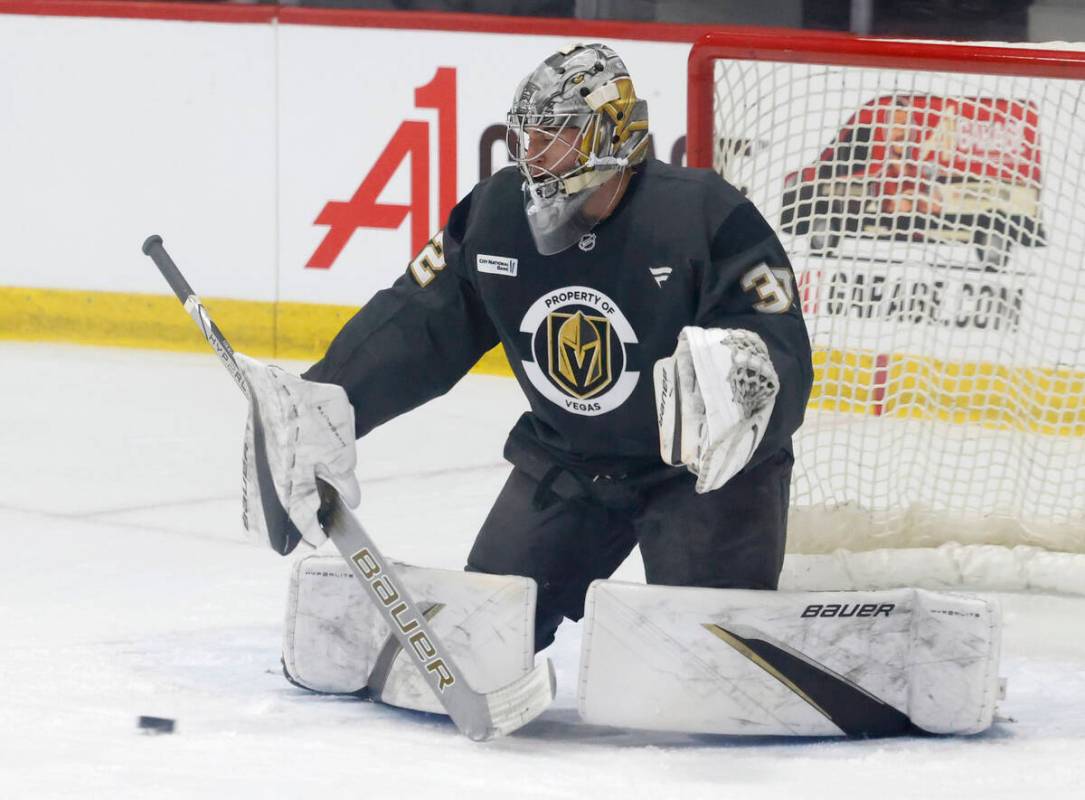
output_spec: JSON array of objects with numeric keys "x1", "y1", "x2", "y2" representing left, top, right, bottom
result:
[{"x1": 506, "y1": 43, "x2": 650, "y2": 255}]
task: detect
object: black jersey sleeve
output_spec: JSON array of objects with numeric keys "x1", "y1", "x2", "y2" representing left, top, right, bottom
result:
[
  {"x1": 693, "y1": 192, "x2": 814, "y2": 462},
  {"x1": 302, "y1": 191, "x2": 500, "y2": 438}
]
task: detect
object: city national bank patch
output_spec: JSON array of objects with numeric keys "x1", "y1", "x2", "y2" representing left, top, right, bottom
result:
[{"x1": 477, "y1": 253, "x2": 518, "y2": 277}]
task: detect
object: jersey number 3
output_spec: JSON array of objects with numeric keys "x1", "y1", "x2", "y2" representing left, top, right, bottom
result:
[
  {"x1": 409, "y1": 232, "x2": 446, "y2": 287},
  {"x1": 741, "y1": 263, "x2": 792, "y2": 314}
]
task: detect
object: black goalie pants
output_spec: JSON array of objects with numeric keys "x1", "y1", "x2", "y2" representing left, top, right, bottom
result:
[{"x1": 466, "y1": 449, "x2": 793, "y2": 652}]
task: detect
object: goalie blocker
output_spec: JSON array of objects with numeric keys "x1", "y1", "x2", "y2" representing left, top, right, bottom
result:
[{"x1": 578, "y1": 581, "x2": 1003, "y2": 737}]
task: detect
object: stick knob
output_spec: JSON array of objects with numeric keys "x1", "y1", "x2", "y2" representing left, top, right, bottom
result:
[{"x1": 142, "y1": 234, "x2": 163, "y2": 255}]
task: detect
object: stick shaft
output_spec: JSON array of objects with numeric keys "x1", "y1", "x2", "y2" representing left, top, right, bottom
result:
[{"x1": 142, "y1": 235, "x2": 247, "y2": 395}]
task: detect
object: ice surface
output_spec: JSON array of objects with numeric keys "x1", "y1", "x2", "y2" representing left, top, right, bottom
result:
[{"x1": 1, "y1": 342, "x2": 1083, "y2": 799}]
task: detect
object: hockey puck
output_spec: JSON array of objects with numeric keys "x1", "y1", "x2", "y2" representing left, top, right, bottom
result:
[{"x1": 137, "y1": 716, "x2": 176, "y2": 735}]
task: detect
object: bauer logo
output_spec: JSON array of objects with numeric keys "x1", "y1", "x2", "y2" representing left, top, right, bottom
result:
[
  {"x1": 801, "y1": 603, "x2": 895, "y2": 618},
  {"x1": 349, "y1": 547, "x2": 456, "y2": 692},
  {"x1": 477, "y1": 254, "x2": 518, "y2": 277},
  {"x1": 518, "y1": 286, "x2": 639, "y2": 416}
]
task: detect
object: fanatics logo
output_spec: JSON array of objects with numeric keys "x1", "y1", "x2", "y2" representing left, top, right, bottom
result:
[
  {"x1": 578, "y1": 233, "x2": 597, "y2": 252},
  {"x1": 477, "y1": 254, "x2": 518, "y2": 277},
  {"x1": 649, "y1": 266, "x2": 672, "y2": 287}
]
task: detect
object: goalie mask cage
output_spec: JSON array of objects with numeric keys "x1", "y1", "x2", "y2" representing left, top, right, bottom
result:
[{"x1": 688, "y1": 31, "x2": 1085, "y2": 592}]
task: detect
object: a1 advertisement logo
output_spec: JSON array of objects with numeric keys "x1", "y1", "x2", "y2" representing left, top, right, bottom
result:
[{"x1": 307, "y1": 68, "x2": 458, "y2": 270}]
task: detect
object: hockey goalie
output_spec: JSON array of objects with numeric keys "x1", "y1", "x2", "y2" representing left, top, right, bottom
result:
[{"x1": 235, "y1": 41, "x2": 1002, "y2": 738}]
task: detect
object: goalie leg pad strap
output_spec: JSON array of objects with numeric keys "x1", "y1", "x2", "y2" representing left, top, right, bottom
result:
[
  {"x1": 577, "y1": 581, "x2": 1002, "y2": 736},
  {"x1": 283, "y1": 553, "x2": 538, "y2": 715}
]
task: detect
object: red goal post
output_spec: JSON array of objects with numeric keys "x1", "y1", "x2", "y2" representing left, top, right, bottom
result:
[{"x1": 687, "y1": 31, "x2": 1085, "y2": 593}]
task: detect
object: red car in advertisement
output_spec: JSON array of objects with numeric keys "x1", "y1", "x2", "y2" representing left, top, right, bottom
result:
[{"x1": 780, "y1": 95, "x2": 1046, "y2": 268}]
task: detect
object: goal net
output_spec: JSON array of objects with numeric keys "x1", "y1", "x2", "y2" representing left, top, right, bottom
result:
[{"x1": 688, "y1": 31, "x2": 1085, "y2": 592}]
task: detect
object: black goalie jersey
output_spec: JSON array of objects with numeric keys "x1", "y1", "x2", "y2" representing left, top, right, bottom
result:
[{"x1": 304, "y1": 159, "x2": 813, "y2": 478}]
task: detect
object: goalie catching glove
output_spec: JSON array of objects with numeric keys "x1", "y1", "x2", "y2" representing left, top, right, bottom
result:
[
  {"x1": 236, "y1": 354, "x2": 361, "y2": 554},
  {"x1": 654, "y1": 327, "x2": 779, "y2": 493}
]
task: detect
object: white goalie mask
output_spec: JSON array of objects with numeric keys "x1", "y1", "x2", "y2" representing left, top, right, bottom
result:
[{"x1": 506, "y1": 42, "x2": 650, "y2": 255}]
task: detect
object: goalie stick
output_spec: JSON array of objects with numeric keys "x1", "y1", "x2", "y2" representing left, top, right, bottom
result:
[{"x1": 141, "y1": 234, "x2": 555, "y2": 742}]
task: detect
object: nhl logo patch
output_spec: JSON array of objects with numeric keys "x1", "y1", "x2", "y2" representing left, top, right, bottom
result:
[{"x1": 578, "y1": 233, "x2": 597, "y2": 252}]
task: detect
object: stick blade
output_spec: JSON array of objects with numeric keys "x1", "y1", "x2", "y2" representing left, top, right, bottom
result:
[{"x1": 471, "y1": 658, "x2": 556, "y2": 741}]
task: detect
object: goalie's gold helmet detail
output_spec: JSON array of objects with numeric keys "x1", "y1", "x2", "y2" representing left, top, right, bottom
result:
[{"x1": 507, "y1": 42, "x2": 650, "y2": 255}]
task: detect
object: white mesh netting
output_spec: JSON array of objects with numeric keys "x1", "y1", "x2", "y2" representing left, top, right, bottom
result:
[{"x1": 710, "y1": 53, "x2": 1085, "y2": 591}]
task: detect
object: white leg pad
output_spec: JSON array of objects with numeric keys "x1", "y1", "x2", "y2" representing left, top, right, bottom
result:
[
  {"x1": 283, "y1": 554, "x2": 537, "y2": 715},
  {"x1": 578, "y1": 581, "x2": 1002, "y2": 736}
]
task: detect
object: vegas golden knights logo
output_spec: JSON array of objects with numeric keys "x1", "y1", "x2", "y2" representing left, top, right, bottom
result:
[
  {"x1": 519, "y1": 286, "x2": 638, "y2": 417},
  {"x1": 547, "y1": 311, "x2": 613, "y2": 399}
]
